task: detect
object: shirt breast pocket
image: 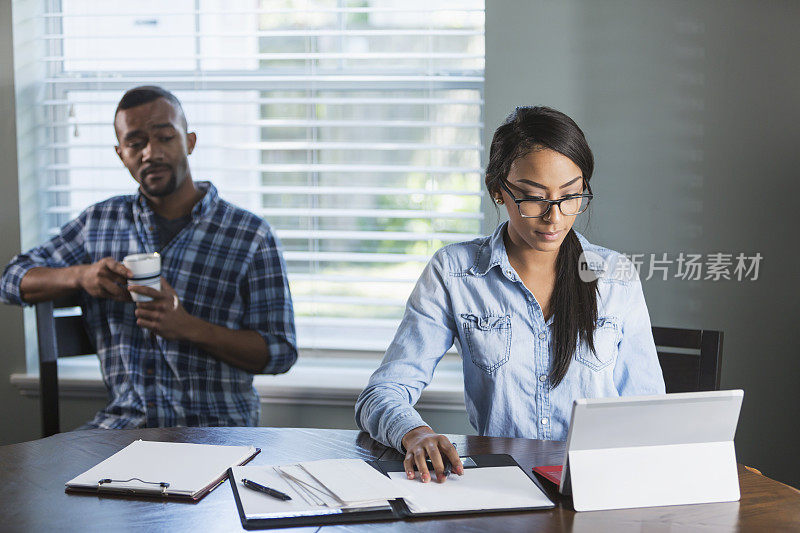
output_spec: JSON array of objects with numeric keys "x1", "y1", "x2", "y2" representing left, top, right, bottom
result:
[
  {"x1": 461, "y1": 313, "x2": 512, "y2": 374},
  {"x1": 575, "y1": 316, "x2": 621, "y2": 372}
]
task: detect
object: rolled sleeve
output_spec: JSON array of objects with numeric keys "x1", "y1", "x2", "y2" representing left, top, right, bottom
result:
[
  {"x1": 1, "y1": 258, "x2": 37, "y2": 306},
  {"x1": 0, "y1": 214, "x2": 88, "y2": 306},
  {"x1": 355, "y1": 250, "x2": 456, "y2": 450},
  {"x1": 613, "y1": 278, "x2": 666, "y2": 395},
  {"x1": 240, "y1": 226, "x2": 297, "y2": 374}
]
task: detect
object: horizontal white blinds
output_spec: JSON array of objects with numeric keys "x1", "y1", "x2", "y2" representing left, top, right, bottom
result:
[{"x1": 35, "y1": 0, "x2": 485, "y2": 351}]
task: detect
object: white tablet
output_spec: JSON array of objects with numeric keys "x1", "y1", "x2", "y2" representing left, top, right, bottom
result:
[{"x1": 559, "y1": 390, "x2": 744, "y2": 511}]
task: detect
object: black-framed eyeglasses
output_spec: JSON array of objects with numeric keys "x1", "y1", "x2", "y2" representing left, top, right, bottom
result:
[{"x1": 499, "y1": 179, "x2": 593, "y2": 218}]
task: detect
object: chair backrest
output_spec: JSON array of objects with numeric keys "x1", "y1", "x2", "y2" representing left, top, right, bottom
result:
[
  {"x1": 35, "y1": 295, "x2": 95, "y2": 437},
  {"x1": 652, "y1": 326, "x2": 723, "y2": 393}
]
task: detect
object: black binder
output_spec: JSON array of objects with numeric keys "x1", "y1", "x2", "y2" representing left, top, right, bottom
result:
[{"x1": 229, "y1": 454, "x2": 554, "y2": 530}]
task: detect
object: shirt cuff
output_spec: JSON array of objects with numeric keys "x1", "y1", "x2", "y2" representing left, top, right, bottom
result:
[
  {"x1": 0, "y1": 261, "x2": 37, "y2": 306},
  {"x1": 256, "y1": 331, "x2": 298, "y2": 374},
  {"x1": 386, "y1": 410, "x2": 429, "y2": 452}
]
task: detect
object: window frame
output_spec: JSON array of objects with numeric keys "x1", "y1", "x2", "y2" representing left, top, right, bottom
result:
[{"x1": 23, "y1": 0, "x2": 486, "y2": 367}]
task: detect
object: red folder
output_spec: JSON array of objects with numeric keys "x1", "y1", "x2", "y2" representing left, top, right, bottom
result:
[{"x1": 532, "y1": 465, "x2": 562, "y2": 485}]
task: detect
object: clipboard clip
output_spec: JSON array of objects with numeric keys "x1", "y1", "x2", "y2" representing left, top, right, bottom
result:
[{"x1": 98, "y1": 477, "x2": 171, "y2": 495}]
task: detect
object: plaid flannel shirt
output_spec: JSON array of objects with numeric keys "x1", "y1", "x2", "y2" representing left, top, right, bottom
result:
[{"x1": 0, "y1": 181, "x2": 297, "y2": 428}]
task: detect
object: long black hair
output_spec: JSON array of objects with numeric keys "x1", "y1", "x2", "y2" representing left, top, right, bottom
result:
[{"x1": 485, "y1": 106, "x2": 598, "y2": 387}]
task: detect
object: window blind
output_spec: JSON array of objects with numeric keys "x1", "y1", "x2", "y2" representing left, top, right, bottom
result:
[{"x1": 30, "y1": 0, "x2": 485, "y2": 352}]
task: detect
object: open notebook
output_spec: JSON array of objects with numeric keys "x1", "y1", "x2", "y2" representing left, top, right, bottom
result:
[
  {"x1": 229, "y1": 454, "x2": 553, "y2": 529},
  {"x1": 66, "y1": 440, "x2": 260, "y2": 500}
]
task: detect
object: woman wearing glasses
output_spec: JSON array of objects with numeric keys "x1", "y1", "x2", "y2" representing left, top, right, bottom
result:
[{"x1": 356, "y1": 106, "x2": 665, "y2": 483}]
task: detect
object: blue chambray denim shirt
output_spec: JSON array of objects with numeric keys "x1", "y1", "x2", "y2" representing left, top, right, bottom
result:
[{"x1": 355, "y1": 222, "x2": 665, "y2": 451}]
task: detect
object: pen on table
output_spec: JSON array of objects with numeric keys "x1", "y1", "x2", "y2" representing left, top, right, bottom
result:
[
  {"x1": 442, "y1": 458, "x2": 452, "y2": 478},
  {"x1": 241, "y1": 478, "x2": 292, "y2": 501},
  {"x1": 443, "y1": 442, "x2": 458, "y2": 477}
]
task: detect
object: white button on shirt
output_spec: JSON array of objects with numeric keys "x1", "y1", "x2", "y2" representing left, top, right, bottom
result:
[
  {"x1": 539, "y1": 374, "x2": 547, "y2": 382},
  {"x1": 538, "y1": 332, "x2": 547, "y2": 340},
  {"x1": 541, "y1": 418, "x2": 549, "y2": 425}
]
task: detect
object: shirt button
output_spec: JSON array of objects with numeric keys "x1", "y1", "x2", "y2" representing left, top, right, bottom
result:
[
  {"x1": 149, "y1": 226, "x2": 155, "y2": 231},
  {"x1": 538, "y1": 332, "x2": 546, "y2": 340},
  {"x1": 538, "y1": 374, "x2": 547, "y2": 382},
  {"x1": 541, "y1": 417, "x2": 549, "y2": 425},
  {"x1": 146, "y1": 368, "x2": 154, "y2": 375},
  {"x1": 147, "y1": 402, "x2": 156, "y2": 409},
  {"x1": 506, "y1": 269, "x2": 513, "y2": 276}
]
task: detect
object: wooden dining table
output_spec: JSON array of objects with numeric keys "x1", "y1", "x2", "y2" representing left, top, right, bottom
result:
[{"x1": 0, "y1": 427, "x2": 797, "y2": 532}]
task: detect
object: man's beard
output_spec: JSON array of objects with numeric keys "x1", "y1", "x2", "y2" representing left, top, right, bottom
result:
[{"x1": 140, "y1": 166, "x2": 179, "y2": 197}]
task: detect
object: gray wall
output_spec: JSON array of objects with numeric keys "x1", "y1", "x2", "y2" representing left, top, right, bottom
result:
[
  {"x1": 0, "y1": 0, "x2": 40, "y2": 444},
  {"x1": 485, "y1": 0, "x2": 800, "y2": 487}
]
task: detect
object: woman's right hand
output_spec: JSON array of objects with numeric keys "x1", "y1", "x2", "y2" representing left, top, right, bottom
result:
[{"x1": 401, "y1": 426, "x2": 463, "y2": 483}]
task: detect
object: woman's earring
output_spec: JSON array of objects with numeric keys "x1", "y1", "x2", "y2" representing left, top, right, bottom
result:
[{"x1": 495, "y1": 197, "x2": 504, "y2": 205}]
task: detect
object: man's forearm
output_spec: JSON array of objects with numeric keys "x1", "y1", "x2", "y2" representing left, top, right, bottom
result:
[
  {"x1": 183, "y1": 316, "x2": 269, "y2": 374},
  {"x1": 19, "y1": 266, "x2": 85, "y2": 304}
]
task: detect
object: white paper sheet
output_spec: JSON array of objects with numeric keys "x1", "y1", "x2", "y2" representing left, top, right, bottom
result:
[
  {"x1": 299, "y1": 459, "x2": 407, "y2": 505},
  {"x1": 388, "y1": 466, "x2": 553, "y2": 514}
]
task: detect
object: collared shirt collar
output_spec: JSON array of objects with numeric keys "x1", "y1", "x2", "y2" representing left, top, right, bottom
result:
[
  {"x1": 133, "y1": 180, "x2": 217, "y2": 220},
  {"x1": 469, "y1": 222, "x2": 603, "y2": 278},
  {"x1": 470, "y1": 221, "x2": 513, "y2": 278}
]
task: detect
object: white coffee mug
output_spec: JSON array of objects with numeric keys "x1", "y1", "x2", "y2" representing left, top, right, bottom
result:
[{"x1": 123, "y1": 252, "x2": 161, "y2": 302}]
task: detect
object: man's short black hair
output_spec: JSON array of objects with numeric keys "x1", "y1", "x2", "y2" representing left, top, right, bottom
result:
[{"x1": 114, "y1": 85, "x2": 188, "y2": 130}]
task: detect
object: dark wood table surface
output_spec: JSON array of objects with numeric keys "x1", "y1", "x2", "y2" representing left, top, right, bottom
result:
[{"x1": 0, "y1": 427, "x2": 797, "y2": 532}]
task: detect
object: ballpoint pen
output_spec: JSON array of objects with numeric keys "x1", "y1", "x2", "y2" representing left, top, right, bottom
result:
[
  {"x1": 241, "y1": 478, "x2": 292, "y2": 501},
  {"x1": 424, "y1": 442, "x2": 456, "y2": 478},
  {"x1": 442, "y1": 457, "x2": 452, "y2": 478}
]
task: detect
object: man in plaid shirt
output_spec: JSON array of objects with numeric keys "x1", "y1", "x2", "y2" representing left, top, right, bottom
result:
[{"x1": 0, "y1": 86, "x2": 297, "y2": 428}]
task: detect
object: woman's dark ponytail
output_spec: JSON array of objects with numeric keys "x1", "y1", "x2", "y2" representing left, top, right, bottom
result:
[{"x1": 550, "y1": 229, "x2": 598, "y2": 386}]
